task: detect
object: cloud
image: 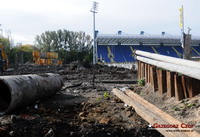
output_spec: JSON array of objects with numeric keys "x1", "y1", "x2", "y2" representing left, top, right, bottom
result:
[{"x1": 0, "y1": 0, "x2": 199, "y2": 44}]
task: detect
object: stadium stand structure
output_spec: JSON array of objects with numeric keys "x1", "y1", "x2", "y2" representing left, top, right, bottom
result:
[{"x1": 96, "y1": 31, "x2": 200, "y2": 64}]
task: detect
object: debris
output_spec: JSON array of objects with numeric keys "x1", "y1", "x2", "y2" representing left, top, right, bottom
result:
[
  {"x1": 73, "y1": 90, "x2": 79, "y2": 93},
  {"x1": 70, "y1": 132, "x2": 74, "y2": 136},
  {"x1": 120, "y1": 87, "x2": 129, "y2": 92},
  {"x1": 79, "y1": 112, "x2": 87, "y2": 117},
  {"x1": 44, "y1": 128, "x2": 54, "y2": 137},
  {"x1": 34, "y1": 104, "x2": 38, "y2": 109},
  {"x1": 62, "y1": 83, "x2": 82, "y2": 90},
  {"x1": 0, "y1": 126, "x2": 8, "y2": 132},
  {"x1": 10, "y1": 115, "x2": 18, "y2": 122},
  {"x1": 125, "y1": 111, "x2": 132, "y2": 117},
  {"x1": 80, "y1": 117, "x2": 87, "y2": 122},
  {"x1": 99, "y1": 117, "x2": 110, "y2": 124},
  {"x1": 9, "y1": 131, "x2": 14, "y2": 136},
  {"x1": 19, "y1": 114, "x2": 36, "y2": 120}
]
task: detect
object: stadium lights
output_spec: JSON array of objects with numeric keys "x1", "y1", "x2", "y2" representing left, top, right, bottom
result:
[
  {"x1": 0, "y1": 24, "x2": 3, "y2": 37},
  {"x1": 91, "y1": 1, "x2": 98, "y2": 13},
  {"x1": 90, "y1": 1, "x2": 99, "y2": 64}
]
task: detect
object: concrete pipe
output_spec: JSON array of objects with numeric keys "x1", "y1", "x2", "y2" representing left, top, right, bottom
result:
[{"x1": 0, "y1": 73, "x2": 63, "y2": 115}]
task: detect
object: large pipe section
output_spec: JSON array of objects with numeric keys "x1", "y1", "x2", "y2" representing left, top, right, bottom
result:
[
  {"x1": 0, "y1": 73, "x2": 63, "y2": 115},
  {"x1": 135, "y1": 50, "x2": 200, "y2": 70},
  {"x1": 136, "y1": 56, "x2": 200, "y2": 81}
]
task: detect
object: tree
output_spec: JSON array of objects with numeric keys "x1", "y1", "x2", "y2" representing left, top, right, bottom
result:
[
  {"x1": 0, "y1": 36, "x2": 35, "y2": 64},
  {"x1": 34, "y1": 29, "x2": 93, "y2": 63},
  {"x1": 9, "y1": 44, "x2": 34, "y2": 64},
  {"x1": 0, "y1": 37, "x2": 11, "y2": 56}
]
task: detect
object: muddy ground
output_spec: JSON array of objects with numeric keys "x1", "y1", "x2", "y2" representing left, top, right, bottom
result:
[{"x1": 0, "y1": 62, "x2": 163, "y2": 137}]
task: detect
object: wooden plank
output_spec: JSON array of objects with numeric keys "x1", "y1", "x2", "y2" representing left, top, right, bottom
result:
[
  {"x1": 150, "y1": 66, "x2": 158, "y2": 92},
  {"x1": 147, "y1": 64, "x2": 151, "y2": 83},
  {"x1": 157, "y1": 69, "x2": 167, "y2": 95},
  {"x1": 174, "y1": 73, "x2": 185, "y2": 101},
  {"x1": 124, "y1": 89, "x2": 200, "y2": 137},
  {"x1": 166, "y1": 71, "x2": 175, "y2": 97},
  {"x1": 185, "y1": 77, "x2": 192, "y2": 98},
  {"x1": 149, "y1": 65, "x2": 152, "y2": 85},
  {"x1": 141, "y1": 62, "x2": 144, "y2": 80},
  {"x1": 181, "y1": 76, "x2": 189, "y2": 98},
  {"x1": 185, "y1": 77, "x2": 200, "y2": 98},
  {"x1": 144, "y1": 63, "x2": 146, "y2": 82},
  {"x1": 137, "y1": 61, "x2": 141, "y2": 80},
  {"x1": 142, "y1": 62, "x2": 146, "y2": 79},
  {"x1": 112, "y1": 89, "x2": 184, "y2": 137},
  {"x1": 145, "y1": 63, "x2": 148, "y2": 83}
]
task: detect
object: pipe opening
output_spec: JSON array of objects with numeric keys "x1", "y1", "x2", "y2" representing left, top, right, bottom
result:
[{"x1": 0, "y1": 80, "x2": 11, "y2": 113}]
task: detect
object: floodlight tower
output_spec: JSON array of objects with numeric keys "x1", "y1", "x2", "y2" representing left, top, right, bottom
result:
[
  {"x1": 0, "y1": 24, "x2": 2, "y2": 37},
  {"x1": 179, "y1": 5, "x2": 184, "y2": 48},
  {"x1": 90, "y1": 1, "x2": 98, "y2": 64}
]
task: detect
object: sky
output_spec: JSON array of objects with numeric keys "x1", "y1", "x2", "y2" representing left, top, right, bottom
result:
[{"x1": 0, "y1": 0, "x2": 199, "y2": 45}]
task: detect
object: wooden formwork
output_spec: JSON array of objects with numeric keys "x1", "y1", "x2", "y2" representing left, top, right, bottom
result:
[
  {"x1": 156, "y1": 68, "x2": 167, "y2": 95},
  {"x1": 112, "y1": 88, "x2": 200, "y2": 137},
  {"x1": 137, "y1": 61, "x2": 200, "y2": 101},
  {"x1": 166, "y1": 71, "x2": 175, "y2": 97},
  {"x1": 150, "y1": 65, "x2": 158, "y2": 92}
]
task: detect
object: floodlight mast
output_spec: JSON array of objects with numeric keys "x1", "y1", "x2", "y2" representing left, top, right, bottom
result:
[
  {"x1": 91, "y1": 1, "x2": 98, "y2": 64},
  {"x1": 180, "y1": 5, "x2": 185, "y2": 49},
  {"x1": 0, "y1": 24, "x2": 2, "y2": 37}
]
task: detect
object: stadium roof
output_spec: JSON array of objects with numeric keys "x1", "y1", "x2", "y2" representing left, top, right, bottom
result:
[{"x1": 96, "y1": 33, "x2": 200, "y2": 46}]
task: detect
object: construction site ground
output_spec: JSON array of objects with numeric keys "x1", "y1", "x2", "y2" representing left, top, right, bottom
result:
[
  {"x1": 135, "y1": 84, "x2": 200, "y2": 133},
  {"x1": 0, "y1": 62, "x2": 165, "y2": 137}
]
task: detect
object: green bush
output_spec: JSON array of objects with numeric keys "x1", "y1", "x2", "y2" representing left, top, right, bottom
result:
[{"x1": 137, "y1": 79, "x2": 145, "y2": 86}]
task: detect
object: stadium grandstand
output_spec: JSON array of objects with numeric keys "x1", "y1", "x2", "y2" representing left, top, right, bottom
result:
[{"x1": 96, "y1": 31, "x2": 200, "y2": 69}]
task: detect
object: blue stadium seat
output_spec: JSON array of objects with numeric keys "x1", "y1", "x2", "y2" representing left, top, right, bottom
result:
[
  {"x1": 173, "y1": 46, "x2": 183, "y2": 54},
  {"x1": 154, "y1": 46, "x2": 180, "y2": 58},
  {"x1": 97, "y1": 45, "x2": 110, "y2": 63},
  {"x1": 110, "y1": 45, "x2": 125, "y2": 62},
  {"x1": 132, "y1": 45, "x2": 155, "y2": 53},
  {"x1": 192, "y1": 46, "x2": 200, "y2": 57},
  {"x1": 97, "y1": 45, "x2": 200, "y2": 63},
  {"x1": 119, "y1": 45, "x2": 134, "y2": 62}
]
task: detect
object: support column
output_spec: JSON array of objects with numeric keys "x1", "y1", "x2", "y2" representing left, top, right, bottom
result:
[
  {"x1": 185, "y1": 77, "x2": 200, "y2": 98},
  {"x1": 166, "y1": 71, "x2": 175, "y2": 97},
  {"x1": 157, "y1": 68, "x2": 167, "y2": 95},
  {"x1": 150, "y1": 66, "x2": 158, "y2": 92},
  {"x1": 137, "y1": 61, "x2": 141, "y2": 80},
  {"x1": 174, "y1": 73, "x2": 185, "y2": 101}
]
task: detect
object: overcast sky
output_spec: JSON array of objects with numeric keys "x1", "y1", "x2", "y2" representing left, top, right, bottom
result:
[{"x1": 0, "y1": 0, "x2": 199, "y2": 45}]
